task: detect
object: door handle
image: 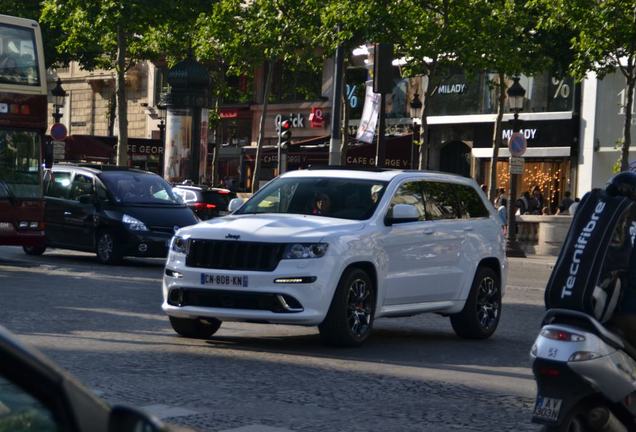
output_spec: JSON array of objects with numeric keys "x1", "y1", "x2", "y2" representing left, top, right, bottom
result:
[
  {"x1": 463, "y1": 227, "x2": 474, "y2": 231},
  {"x1": 423, "y1": 229, "x2": 433, "y2": 235},
  {"x1": 64, "y1": 211, "x2": 72, "y2": 216}
]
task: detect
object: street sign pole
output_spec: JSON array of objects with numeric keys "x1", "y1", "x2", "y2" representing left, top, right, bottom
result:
[{"x1": 506, "y1": 129, "x2": 527, "y2": 258}]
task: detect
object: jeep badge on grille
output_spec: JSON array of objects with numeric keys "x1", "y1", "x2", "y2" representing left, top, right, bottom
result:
[{"x1": 225, "y1": 233, "x2": 240, "y2": 240}]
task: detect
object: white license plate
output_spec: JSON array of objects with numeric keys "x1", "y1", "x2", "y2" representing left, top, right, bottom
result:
[
  {"x1": 533, "y1": 396, "x2": 562, "y2": 422},
  {"x1": 200, "y1": 273, "x2": 249, "y2": 288}
]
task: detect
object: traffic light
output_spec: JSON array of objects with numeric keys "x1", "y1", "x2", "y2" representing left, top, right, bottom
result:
[{"x1": 279, "y1": 119, "x2": 292, "y2": 150}]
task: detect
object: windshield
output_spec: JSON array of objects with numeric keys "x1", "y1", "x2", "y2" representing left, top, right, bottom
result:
[
  {"x1": 0, "y1": 129, "x2": 41, "y2": 199},
  {"x1": 0, "y1": 23, "x2": 40, "y2": 86},
  {"x1": 99, "y1": 171, "x2": 183, "y2": 205},
  {"x1": 236, "y1": 177, "x2": 388, "y2": 220}
]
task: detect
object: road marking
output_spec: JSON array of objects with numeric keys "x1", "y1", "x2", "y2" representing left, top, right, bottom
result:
[
  {"x1": 218, "y1": 426, "x2": 295, "y2": 432},
  {"x1": 139, "y1": 404, "x2": 198, "y2": 419}
]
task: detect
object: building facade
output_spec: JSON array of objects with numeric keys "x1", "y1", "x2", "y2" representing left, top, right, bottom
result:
[{"x1": 577, "y1": 70, "x2": 636, "y2": 194}]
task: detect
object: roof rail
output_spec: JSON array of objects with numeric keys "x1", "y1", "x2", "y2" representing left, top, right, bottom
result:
[{"x1": 305, "y1": 165, "x2": 398, "y2": 173}]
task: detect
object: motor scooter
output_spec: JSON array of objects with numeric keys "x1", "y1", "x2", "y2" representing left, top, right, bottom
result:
[
  {"x1": 531, "y1": 308, "x2": 636, "y2": 431},
  {"x1": 531, "y1": 172, "x2": 636, "y2": 431}
]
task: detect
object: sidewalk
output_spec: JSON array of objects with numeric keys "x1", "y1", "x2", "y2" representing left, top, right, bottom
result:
[{"x1": 508, "y1": 254, "x2": 557, "y2": 271}]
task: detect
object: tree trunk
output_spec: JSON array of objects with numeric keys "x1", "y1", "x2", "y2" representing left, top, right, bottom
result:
[
  {"x1": 252, "y1": 61, "x2": 273, "y2": 193},
  {"x1": 488, "y1": 72, "x2": 506, "y2": 203},
  {"x1": 115, "y1": 24, "x2": 128, "y2": 167},
  {"x1": 620, "y1": 72, "x2": 634, "y2": 172},
  {"x1": 340, "y1": 62, "x2": 349, "y2": 166},
  {"x1": 107, "y1": 92, "x2": 116, "y2": 137},
  {"x1": 418, "y1": 67, "x2": 435, "y2": 170}
]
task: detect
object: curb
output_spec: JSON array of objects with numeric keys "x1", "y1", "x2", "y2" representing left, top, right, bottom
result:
[{"x1": 508, "y1": 256, "x2": 557, "y2": 272}]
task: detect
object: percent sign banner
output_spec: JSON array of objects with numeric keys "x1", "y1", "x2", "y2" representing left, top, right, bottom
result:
[
  {"x1": 345, "y1": 84, "x2": 359, "y2": 109},
  {"x1": 551, "y1": 78, "x2": 571, "y2": 99}
]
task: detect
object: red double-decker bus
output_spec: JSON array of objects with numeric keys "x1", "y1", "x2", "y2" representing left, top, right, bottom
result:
[{"x1": 0, "y1": 14, "x2": 50, "y2": 254}]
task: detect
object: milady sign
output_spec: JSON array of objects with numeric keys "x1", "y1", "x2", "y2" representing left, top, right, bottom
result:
[{"x1": 502, "y1": 128, "x2": 537, "y2": 140}]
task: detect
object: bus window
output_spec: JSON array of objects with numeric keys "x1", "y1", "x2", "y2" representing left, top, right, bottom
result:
[{"x1": 0, "y1": 24, "x2": 39, "y2": 86}]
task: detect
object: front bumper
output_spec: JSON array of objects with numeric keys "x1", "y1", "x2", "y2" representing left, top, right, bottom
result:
[
  {"x1": 162, "y1": 253, "x2": 341, "y2": 325},
  {"x1": 122, "y1": 230, "x2": 173, "y2": 258},
  {"x1": 0, "y1": 228, "x2": 45, "y2": 247}
]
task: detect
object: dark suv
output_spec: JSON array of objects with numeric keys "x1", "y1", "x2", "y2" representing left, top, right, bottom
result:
[
  {"x1": 172, "y1": 184, "x2": 237, "y2": 220},
  {"x1": 27, "y1": 164, "x2": 198, "y2": 264}
]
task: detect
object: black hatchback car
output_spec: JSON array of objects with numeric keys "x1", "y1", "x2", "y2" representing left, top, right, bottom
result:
[
  {"x1": 25, "y1": 164, "x2": 198, "y2": 264},
  {"x1": 172, "y1": 184, "x2": 237, "y2": 220}
]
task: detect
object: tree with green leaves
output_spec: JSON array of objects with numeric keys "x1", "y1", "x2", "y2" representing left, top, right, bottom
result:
[
  {"x1": 41, "y1": 0, "x2": 176, "y2": 167},
  {"x1": 0, "y1": 0, "x2": 69, "y2": 68},
  {"x1": 534, "y1": 0, "x2": 636, "y2": 172},
  {"x1": 319, "y1": 0, "x2": 404, "y2": 166},
  {"x1": 459, "y1": 0, "x2": 553, "y2": 201},
  {"x1": 198, "y1": 0, "x2": 322, "y2": 192},
  {"x1": 321, "y1": 0, "x2": 468, "y2": 170}
]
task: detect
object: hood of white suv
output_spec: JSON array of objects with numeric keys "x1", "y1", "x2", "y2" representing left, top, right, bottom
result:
[{"x1": 178, "y1": 213, "x2": 365, "y2": 242}]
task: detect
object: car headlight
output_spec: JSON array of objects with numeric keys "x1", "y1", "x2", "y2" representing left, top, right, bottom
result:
[
  {"x1": 122, "y1": 214, "x2": 148, "y2": 231},
  {"x1": 282, "y1": 243, "x2": 328, "y2": 259},
  {"x1": 170, "y1": 236, "x2": 190, "y2": 254}
]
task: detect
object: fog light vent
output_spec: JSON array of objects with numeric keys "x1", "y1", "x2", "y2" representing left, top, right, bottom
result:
[{"x1": 168, "y1": 288, "x2": 184, "y2": 306}]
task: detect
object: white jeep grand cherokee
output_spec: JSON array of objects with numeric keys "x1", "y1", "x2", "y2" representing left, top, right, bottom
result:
[{"x1": 162, "y1": 169, "x2": 507, "y2": 346}]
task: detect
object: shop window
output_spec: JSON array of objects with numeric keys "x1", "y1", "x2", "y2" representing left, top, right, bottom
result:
[{"x1": 481, "y1": 158, "x2": 571, "y2": 215}]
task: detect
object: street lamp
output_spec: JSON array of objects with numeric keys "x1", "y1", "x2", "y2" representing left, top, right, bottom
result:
[
  {"x1": 51, "y1": 78, "x2": 66, "y2": 123},
  {"x1": 505, "y1": 76, "x2": 526, "y2": 258},
  {"x1": 157, "y1": 97, "x2": 167, "y2": 176},
  {"x1": 409, "y1": 93, "x2": 423, "y2": 169}
]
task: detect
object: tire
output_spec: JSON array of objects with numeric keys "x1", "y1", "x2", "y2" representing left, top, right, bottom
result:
[
  {"x1": 95, "y1": 231, "x2": 123, "y2": 265},
  {"x1": 319, "y1": 267, "x2": 376, "y2": 347},
  {"x1": 22, "y1": 245, "x2": 46, "y2": 256},
  {"x1": 450, "y1": 266, "x2": 501, "y2": 339},
  {"x1": 169, "y1": 316, "x2": 221, "y2": 339}
]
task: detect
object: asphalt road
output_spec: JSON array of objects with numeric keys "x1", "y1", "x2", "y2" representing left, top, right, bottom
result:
[{"x1": 0, "y1": 246, "x2": 553, "y2": 432}]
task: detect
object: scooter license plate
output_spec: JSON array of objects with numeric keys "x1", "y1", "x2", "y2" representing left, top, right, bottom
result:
[{"x1": 533, "y1": 395, "x2": 562, "y2": 422}]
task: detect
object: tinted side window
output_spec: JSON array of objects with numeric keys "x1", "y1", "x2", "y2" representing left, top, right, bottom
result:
[
  {"x1": 455, "y1": 184, "x2": 490, "y2": 218},
  {"x1": 95, "y1": 179, "x2": 109, "y2": 203},
  {"x1": 45, "y1": 172, "x2": 72, "y2": 199},
  {"x1": 0, "y1": 375, "x2": 60, "y2": 431},
  {"x1": 389, "y1": 181, "x2": 426, "y2": 221},
  {"x1": 422, "y1": 182, "x2": 460, "y2": 220},
  {"x1": 69, "y1": 174, "x2": 94, "y2": 201}
]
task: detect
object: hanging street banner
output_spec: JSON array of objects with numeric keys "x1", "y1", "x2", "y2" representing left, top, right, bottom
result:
[{"x1": 356, "y1": 82, "x2": 380, "y2": 144}]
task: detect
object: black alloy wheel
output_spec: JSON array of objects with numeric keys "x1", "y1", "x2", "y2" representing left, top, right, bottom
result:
[
  {"x1": 450, "y1": 266, "x2": 501, "y2": 339},
  {"x1": 347, "y1": 276, "x2": 374, "y2": 338},
  {"x1": 96, "y1": 231, "x2": 123, "y2": 265},
  {"x1": 319, "y1": 268, "x2": 376, "y2": 347},
  {"x1": 476, "y1": 274, "x2": 500, "y2": 332}
]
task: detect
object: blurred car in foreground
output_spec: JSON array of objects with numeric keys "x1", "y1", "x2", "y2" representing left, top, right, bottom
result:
[
  {"x1": 172, "y1": 184, "x2": 237, "y2": 220},
  {"x1": 0, "y1": 324, "x2": 172, "y2": 432}
]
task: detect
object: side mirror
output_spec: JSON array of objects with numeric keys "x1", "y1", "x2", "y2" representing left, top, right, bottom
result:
[
  {"x1": 386, "y1": 204, "x2": 420, "y2": 226},
  {"x1": 108, "y1": 405, "x2": 168, "y2": 432},
  {"x1": 228, "y1": 197, "x2": 244, "y2": 213},
  {"x1": 44, "y1": 139, "x2": 54, "y2": 169}
]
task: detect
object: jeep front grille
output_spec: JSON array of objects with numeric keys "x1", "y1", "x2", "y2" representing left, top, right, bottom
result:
[{"x1": 186, "y1": 239, "x2": 285, "y2": 271}]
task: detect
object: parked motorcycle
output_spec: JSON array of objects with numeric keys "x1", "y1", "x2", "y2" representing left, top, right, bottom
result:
[{"x1": 531, "y1": 172, "x2": 636, "y2": 431}]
